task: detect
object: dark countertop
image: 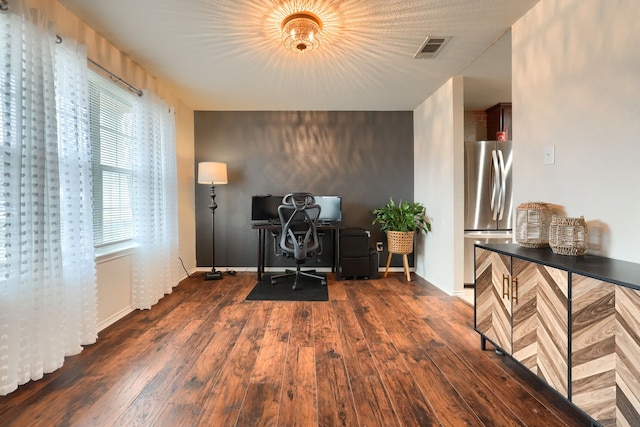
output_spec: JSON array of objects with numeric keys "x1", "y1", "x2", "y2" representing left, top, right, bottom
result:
[{"x1": 476, "y1": 243, "x2": 640, "y2": 291}]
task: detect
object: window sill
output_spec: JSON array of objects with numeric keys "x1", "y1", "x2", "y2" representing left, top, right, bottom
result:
[{"x1": 95, "y1": 242, "x2": 138, "y2": 264}]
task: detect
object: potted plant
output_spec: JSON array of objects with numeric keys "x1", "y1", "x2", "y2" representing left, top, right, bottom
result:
[
  {"x1": 371, "y1": 198, "x2": 431, "y2": 281},
  {"x1": 371, "y1": 198, "x2": 431, "y2": 234}
]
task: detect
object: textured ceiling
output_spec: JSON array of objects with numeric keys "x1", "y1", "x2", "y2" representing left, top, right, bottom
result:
[{"x1": 58, "y1": 0, "x2": 539, "y2": 111}]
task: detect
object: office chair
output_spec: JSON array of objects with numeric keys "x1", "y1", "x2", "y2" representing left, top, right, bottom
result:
[{"x1": 271, "y1": 193, "x2": 327, "y2": 290}]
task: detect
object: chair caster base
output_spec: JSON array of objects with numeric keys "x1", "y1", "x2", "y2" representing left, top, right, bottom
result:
[{"x1": 271, "y1": 269, "x2": 326, "y2": 290}]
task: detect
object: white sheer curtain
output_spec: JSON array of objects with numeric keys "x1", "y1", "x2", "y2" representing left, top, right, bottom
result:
[
  {"x1": 0, "y1": 1, "x2": 97, "y2": 396},
  {"x1": 131, "y1": 92, "x2": 180, "y2": 309},
  {"x1": 55, "y1": 32, "x2": 98, "y2": 352}
]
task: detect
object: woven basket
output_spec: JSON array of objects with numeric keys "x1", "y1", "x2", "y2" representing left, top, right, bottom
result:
[
  {"x1": 549, "y1": 215, "x2": 588, "y2": 256},
  {"x1": 515, "y1": 202, "x2": 553, "y2": 248},
  {"x1": 387, "y1": 231, "x2": 415, "y2": 254}
]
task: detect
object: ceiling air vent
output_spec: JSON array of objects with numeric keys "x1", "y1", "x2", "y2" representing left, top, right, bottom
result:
[{"x1": 414, "y1": 36, "x2": 451, "y2": 59}]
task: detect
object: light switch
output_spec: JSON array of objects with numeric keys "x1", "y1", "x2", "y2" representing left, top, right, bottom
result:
[{"x1": 544, "y1": 145, "x2": 555, "y2": 165}]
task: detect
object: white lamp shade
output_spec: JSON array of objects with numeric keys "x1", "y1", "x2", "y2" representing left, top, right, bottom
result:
[{"x1": 198, "y1": 162, "x2": 228, "y2": 185}]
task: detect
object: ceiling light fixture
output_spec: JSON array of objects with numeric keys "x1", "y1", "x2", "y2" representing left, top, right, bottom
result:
[{"x1": 281, "y1": 11, "x2": 323, "y2": 54}]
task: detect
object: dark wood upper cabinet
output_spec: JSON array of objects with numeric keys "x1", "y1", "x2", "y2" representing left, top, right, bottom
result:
[{"x1": 486, "y1": 102, "x2": 512, "y2": 141}]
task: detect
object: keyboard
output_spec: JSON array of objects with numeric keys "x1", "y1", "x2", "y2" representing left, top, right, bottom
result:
[{"x1": 251, "y1": 220, "x2": 280, "y2": 226}]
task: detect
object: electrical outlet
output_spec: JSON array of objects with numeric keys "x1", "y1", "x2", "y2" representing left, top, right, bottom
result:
[{"x1": 376, "y1": 241, "x2": 384, "y2": 252}]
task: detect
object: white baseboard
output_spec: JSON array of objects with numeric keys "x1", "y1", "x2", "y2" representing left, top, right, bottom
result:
[
  {"x1": 98, "y1": 306, "x2": 134, "y2": 332},
  {"x1": 194, "y1": 266, "x2": 411, "y2": 273},
  {"x1": 377, "y1": 267, "x2": 413, "y2": 273}
]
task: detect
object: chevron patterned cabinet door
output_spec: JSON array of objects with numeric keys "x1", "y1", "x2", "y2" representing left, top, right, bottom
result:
[
  {"x1": 571, "y1": 274, "x2": 640, "y2": 427},
  {"x1": 512, "y1": 259, "x2": 569, "y2": 397},
  {"x1": 475, "y1": 247, "x2": 512, "y2": 353}
]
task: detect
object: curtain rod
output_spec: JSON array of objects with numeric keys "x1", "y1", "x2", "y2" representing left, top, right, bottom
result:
[
  {"x1": 2, "y1": 2, "x2": 143, "y2": 98},
  {"x1": 54, "y1": 32, "x2": 143, "y2": 97},
  {"x1": 88, "y1": 58, "x2": 143, "y2": 97}
]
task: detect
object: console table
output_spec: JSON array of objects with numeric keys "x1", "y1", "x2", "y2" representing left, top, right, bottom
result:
[{"x1": 474, "y1": 243, "x2": 640, "y2": 426}]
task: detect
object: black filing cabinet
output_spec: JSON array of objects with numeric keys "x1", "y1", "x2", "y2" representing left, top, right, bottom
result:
[{"x1": 339, "y1": 228, "x2": 379, "y2": 279}]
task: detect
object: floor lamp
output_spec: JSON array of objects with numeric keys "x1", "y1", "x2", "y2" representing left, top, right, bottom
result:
[{"x1": 197, "y1": 162, "x2": 228, "y2": 280}]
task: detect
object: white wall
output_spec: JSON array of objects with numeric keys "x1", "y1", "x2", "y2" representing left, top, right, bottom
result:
[
  {"x1": 96, "y1": 255, "x2": 132, "y2": 329},
  {"x1": 512, "y1": 0, "x2": 640, "y2": 263},
  {"x1": 175, "y1": 101, "x2": 197, "y2": 275},
  {"x1": 413, "y1": 76, "x2": 465, "y2": 295},
  {"x1": 414, "y1": 0, "x2": 640, "y2": 296}
]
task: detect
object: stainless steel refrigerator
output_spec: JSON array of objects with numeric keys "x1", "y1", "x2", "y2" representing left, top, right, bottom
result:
[{"x1": 463, "y1": 140, "x2": 514, "y2": 285}]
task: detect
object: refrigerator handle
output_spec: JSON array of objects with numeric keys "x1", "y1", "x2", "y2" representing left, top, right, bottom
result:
[
  {"x1": 497, "y1": 149, "x2": 506, "y2": 220},
  {"x1": 491, "y1": 150, "x2": 500, "y2": 220}
]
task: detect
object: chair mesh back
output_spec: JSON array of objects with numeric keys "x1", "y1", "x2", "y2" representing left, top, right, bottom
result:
[{"x1": 278, "y1": 193, "x2": 321, "y2": 261}]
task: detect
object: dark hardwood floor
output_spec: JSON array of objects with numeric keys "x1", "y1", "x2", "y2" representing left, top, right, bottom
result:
[{"x1": 0, "y1": 272, "x2": 591, "y2": 426}]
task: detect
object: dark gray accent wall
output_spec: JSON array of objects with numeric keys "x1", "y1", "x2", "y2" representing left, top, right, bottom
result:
[{"x1": 194, "y1": 111, "x2": 414, "y2": 269}]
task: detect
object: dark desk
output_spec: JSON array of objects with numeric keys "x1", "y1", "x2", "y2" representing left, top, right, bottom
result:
[{"x1": 252, "y1": 222, "x2": 345, "y2": 281}]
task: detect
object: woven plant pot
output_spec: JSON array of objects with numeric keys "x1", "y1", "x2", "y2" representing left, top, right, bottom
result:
[
  {"x1": 515, "y1": 202, "x2": 553, "y2": 248},
  {"x1": 549, "y1": 215, "x2": 588, "y2": 256},
  {"x1": 387, "y1": 230, "x2": 415, "y2": 254}
]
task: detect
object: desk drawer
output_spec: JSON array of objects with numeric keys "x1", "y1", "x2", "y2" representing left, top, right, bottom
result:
[
  {"x1": 340, "y1": 228, "x2": 370, "y2": 258},
  {"x1": 341, "y1": 257, "x2": 370, "y2": 279}
]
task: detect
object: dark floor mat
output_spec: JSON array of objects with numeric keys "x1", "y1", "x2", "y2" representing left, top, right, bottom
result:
[{"x1": 245, "y1": 273, "x2": 328, "y2": 301}]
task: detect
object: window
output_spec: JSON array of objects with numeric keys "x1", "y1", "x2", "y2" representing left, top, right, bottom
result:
[{"x1": 88, "y1": 71, "x2": 135, "y2": 250}]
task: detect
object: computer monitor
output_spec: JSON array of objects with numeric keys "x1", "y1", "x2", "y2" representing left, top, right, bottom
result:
[
  {"x1": 314, "y1": 195, "x2": 342, "y2": 222},
  {"x1": 251, "y1": 195, "x2": 282, "y2": 222}
]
